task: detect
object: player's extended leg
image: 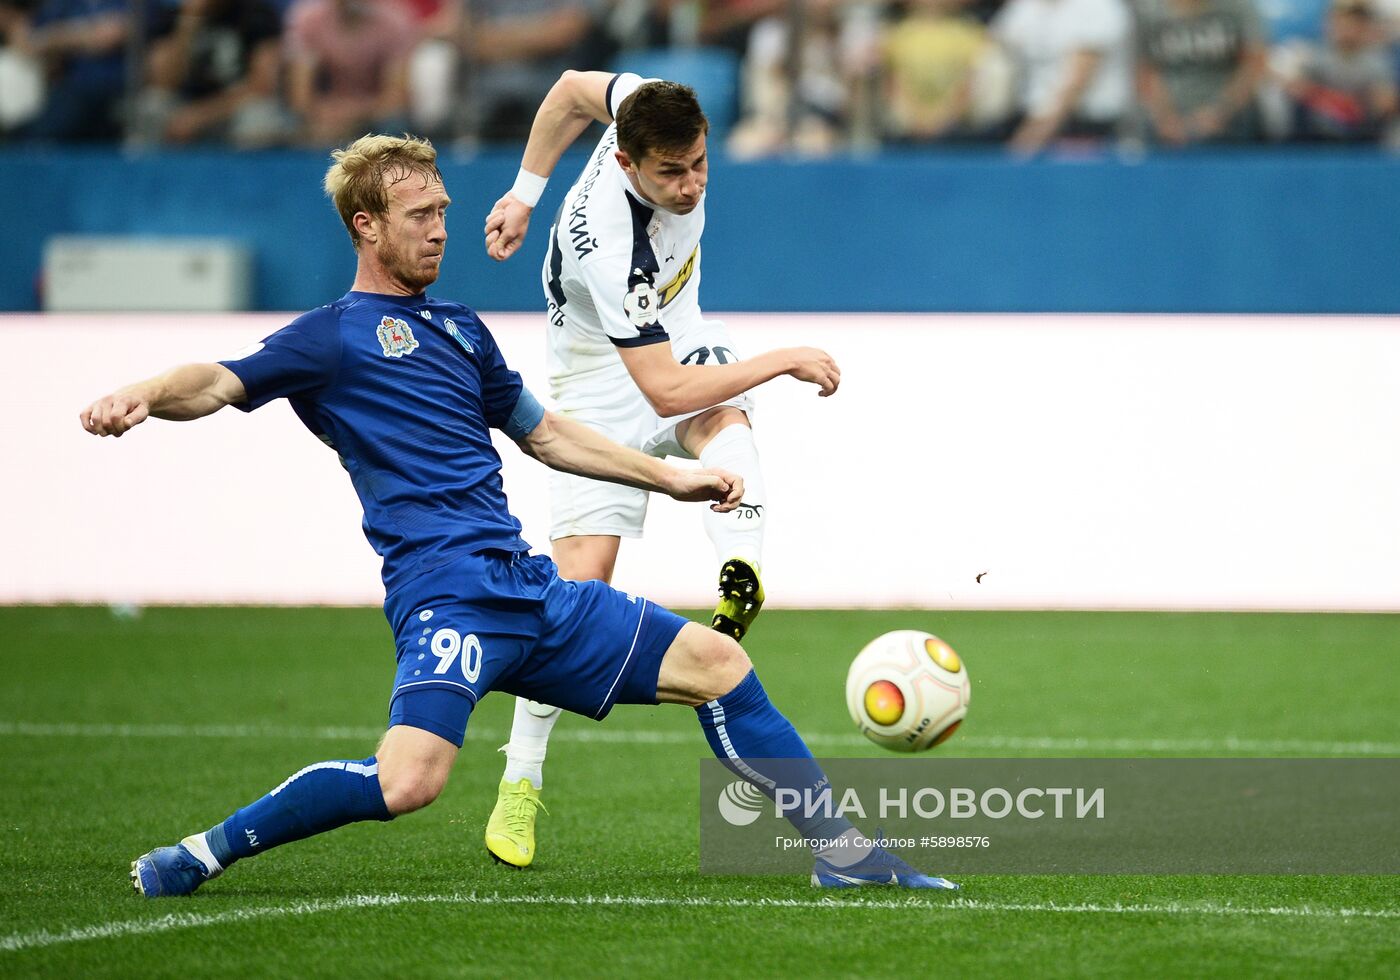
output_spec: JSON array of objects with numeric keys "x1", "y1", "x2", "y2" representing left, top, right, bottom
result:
[
  {"x1": 656, "y1": 624, "x2": 958, "y2": 891},
  {"x1": 485, "y1": 534, "x2": 623, "y2": 868},
  {"x1": 677, "y1": 408, "x2": 767, "y2": 642},
  {"x1": 131, "y1": 725, "x2": 457, "y2": 898}
]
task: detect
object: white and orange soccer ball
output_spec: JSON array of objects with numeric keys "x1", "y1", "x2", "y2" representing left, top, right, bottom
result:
[{"x1": 845, "y1": 630, "x2": 971, "y2": 752}]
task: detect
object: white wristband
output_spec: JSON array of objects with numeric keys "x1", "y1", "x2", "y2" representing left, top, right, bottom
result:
[{"x1": 510, "y1": 168, "x2": 548, "y2": 209}]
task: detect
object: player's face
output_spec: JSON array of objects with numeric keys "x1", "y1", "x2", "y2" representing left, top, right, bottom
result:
[
  {"x1": 373, "y1": 174, "x2": 450, "y2": 293},
  {"x1": 624, "y1": 135, "x2": 708, "y2": 215}
]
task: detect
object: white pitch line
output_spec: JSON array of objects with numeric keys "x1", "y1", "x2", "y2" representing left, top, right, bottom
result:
[
  {"x1": 1, "y1": 721, "x2": 1397, "y2": 757},
  {"x1": 3, "y1": 892, "x2": 1398, "y2": 954}
]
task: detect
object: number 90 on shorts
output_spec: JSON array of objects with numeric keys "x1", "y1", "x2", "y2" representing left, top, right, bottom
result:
[
  {"x1": 388, "y1": 601, "x2": 530, "y2": 712},
  {"x1": 427, "y1": 627, "x2": 482, "y2": 682}
]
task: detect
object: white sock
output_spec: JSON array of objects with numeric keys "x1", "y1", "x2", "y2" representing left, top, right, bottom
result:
[
  {"x1": 697, "y1": 423, "x2": 766, "y2": 569},
  {"x1": 500, "y1": 698, "x2": 561, "y2": 789},
  {"x1": 181, "y1": 832, "x2": 224, "y2": 878},
  {"x1": 815, "y1": 828, "x2": 874, "y2": 867}
]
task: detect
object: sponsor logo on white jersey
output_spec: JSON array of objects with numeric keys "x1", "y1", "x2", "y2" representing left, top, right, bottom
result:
[{"x1": 658, "y1": 245, "x2": 698, "y2": 308}]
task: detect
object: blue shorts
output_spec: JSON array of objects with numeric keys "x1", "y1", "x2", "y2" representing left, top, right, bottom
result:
[{"x1": 382, "y1": 550, "x2": 688, "y2": 746}]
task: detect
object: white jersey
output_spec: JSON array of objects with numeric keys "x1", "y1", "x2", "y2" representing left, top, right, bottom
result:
[
  {"x1": 535, "y1": 74, "x2": 754, "y2": 538},
  {"x1": 541, "y1": 73, "x2": 710, "y2": 407}
]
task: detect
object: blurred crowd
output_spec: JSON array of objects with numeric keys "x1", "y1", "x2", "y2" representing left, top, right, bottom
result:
[{"x1": 1, "y1": 0, "x2": 1397, "y2": 153}]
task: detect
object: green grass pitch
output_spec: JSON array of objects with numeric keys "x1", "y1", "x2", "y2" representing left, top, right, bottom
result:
[{"x1": 1, "y1": 606, "x2": 1397, "y2": 977}]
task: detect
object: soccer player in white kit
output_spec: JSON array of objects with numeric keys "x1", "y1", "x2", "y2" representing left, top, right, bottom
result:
[{"x1": 481, "y1": 69, "x2": 841, "y2": 867}]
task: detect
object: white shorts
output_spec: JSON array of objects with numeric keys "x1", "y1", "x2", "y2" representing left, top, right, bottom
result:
[{"x1": 548, "y1": 319, "x2": 755, "y2": 541}]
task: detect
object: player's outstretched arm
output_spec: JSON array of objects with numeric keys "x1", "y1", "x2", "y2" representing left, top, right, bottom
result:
[
  {"x1": 79, "y1": 363, "x2": 246, "y2": 437},
  {"x1": 484, "y1": 69, "x2": 616, "y2": 262},
  {"x1": 518, "y1": 410, "x2": 743, "y2": 511},
  {"x1": 617, "y1": 342, "x2": 841, "y2": 418}
]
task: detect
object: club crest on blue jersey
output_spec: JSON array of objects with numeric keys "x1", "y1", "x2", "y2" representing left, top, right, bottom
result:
[{"x1": 377, "y1": 316, "x2": 420, "y2": 358}]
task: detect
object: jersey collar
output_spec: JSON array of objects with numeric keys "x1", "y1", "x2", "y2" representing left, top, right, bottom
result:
[{"x1": 344, "y1": 289, "x2": 430, "y2": 303}]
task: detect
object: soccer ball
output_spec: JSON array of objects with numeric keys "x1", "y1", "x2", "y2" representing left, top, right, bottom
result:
[{"x1": 845, "y1": 630, "x2": 970, "y2": 752}]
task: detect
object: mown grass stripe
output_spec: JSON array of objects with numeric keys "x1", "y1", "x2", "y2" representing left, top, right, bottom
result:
[{"x1": 2, "y1": 721, "x2": 1396, "y2": 757}]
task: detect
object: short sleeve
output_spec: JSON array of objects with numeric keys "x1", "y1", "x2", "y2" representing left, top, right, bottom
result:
[
  {"x1": 575, "y1": 189, "x2": 669, "y2": 349},
  {"x1": 219, "y1": 306, "x2": 342, "y2": 411},
  {"x1": 579, "y1": 248, "x2": 670, "y2": 349},
  {"x1": 607, "y1": 72, "x2": 663, "y2": 119},
  {"x1": 472, "y1": 316, "x2": 527, "y2": 430}
]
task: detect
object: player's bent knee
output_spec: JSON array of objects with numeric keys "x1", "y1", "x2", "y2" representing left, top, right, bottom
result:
[
  {"x1": 709, "y1": 632, "x2": 753, "y2": 685},
  {"x1": 375, "y1": 724, "x2": 458, "y2": 815},
  {"x1": 706, "y1": 656, "x2": 753, "y2": 704},
  {"x1": 699, "y1": 405, "x2": 749, "y2": 430},
  {"x1": 656, "y1": 623, "x2": 753, "y2": 706},
  {"x1": 378, "y1": 764, "x2": 448, "y2": 815},
  {"x1": 551, "y1": 534, "x2": 621, "y2": 583},
  {"x1": 678, "y1": 407, "x2": 750, "y2": 456}
]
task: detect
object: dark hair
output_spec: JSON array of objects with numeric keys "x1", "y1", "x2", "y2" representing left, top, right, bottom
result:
[{"x1": 615, "y1": 81, "x2": 709, "y2": 162}]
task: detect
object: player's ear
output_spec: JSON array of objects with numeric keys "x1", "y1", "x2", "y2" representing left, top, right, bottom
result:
[
  {"x1": 352, "y1": 210, "x2": 378, "y2": 245},
  {"x1": 615, "y1": 149, "x2": 636, "y2": 176}
]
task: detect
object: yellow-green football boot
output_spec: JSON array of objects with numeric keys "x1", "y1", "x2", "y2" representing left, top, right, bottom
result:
[
  {"x1": 484, "y1": 776, "x2": 546, "y2": 869},
  {"x1": 711, "y1": 557, "x2": 765, "y2": 642}
]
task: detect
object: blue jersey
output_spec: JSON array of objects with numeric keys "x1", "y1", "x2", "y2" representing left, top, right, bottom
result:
[{"x1": 220, "y1": 290, "x2": 542, "y2": 592}]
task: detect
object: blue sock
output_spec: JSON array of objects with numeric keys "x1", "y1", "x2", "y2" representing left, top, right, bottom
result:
[
  {"x1": 696, "y1": 670, "x2": 852, "y2": 840},
  {"x1": 204, "y1": 756, "x2": 392, "y2": 866}
]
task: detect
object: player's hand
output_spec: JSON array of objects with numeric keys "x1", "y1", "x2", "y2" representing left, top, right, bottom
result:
[
  {"x1": 79, "y1": 391, "x2": 149, "y2": 437},
  {"x1": 484, "y1": 192, "x2": 533, "y2": 262},
  {"x1": 666, "y1": 467, "x2": 745, "y2": 512},
  {"x1": 785, "y1": 347, "x2": 841, "y2": 397}
]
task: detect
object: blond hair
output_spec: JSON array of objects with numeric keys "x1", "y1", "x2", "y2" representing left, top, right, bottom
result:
[{"x1": 324, "y1": 134, "x2": 442, "y2": 247}]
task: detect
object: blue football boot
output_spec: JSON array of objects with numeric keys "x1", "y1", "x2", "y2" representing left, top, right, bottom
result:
[
  {"x1": 130, "y1": 836, "x2": 221, "y2": 898},
  {"x1": 813, "y1": 836, "x2": 959, "y2": 890}
]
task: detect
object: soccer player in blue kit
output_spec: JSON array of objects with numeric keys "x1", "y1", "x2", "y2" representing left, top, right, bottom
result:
[{"x1": 79, "y1": 134, "x2": 956, "y2": 896}]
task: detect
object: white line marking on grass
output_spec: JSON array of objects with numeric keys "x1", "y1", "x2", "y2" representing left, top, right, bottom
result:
[
  {"x1": 2, "y1": 721, "x2": 1397, "y2": 757},
  {"x1": 3, "y1": 893, "x2": 1398, "y2": 953}
]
